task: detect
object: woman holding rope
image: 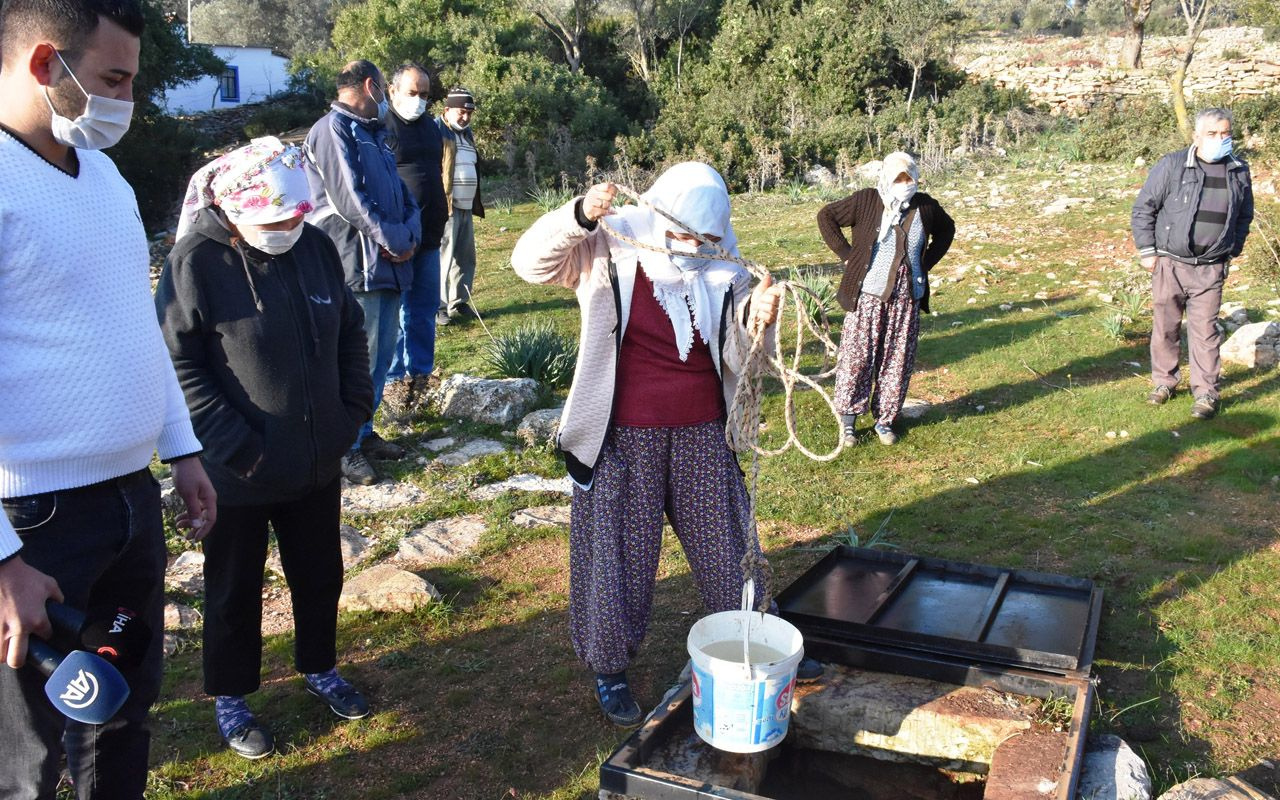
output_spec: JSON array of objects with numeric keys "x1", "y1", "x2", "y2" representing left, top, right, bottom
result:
[
  {"x1": 817, "y1": 152, "x2": 955, "y2": 446},
  {"x1": 512, "y1": 162, "x2": 822, "y2": 727}
]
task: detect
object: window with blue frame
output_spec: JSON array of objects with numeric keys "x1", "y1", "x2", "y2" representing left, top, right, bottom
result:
[{"x1": 219, "y1": 67, "x2": 239, "y2": 102}]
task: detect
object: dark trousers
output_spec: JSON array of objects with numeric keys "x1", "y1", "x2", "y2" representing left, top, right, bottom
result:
[
  {"x1": 201, "y1": 478, "x2": 344, "y2": 696},
  {"x1": 0, "y1": 469, "x2": 167, "y2": 800}
]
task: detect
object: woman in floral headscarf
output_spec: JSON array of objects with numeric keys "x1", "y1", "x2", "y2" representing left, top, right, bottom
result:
[
  {"x1": 817, "y1": 152, "x2": 955, "y2": 446},
  {"x1": 511, "y1": 162, "x2": 822, "y2": 728},
  {"x1": 155, "y1": 137, "x2": 374, "y2": 759}
]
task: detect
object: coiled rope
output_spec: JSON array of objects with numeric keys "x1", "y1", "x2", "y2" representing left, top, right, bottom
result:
[{"x1": 597, "y1": 184, "x2": 847, "y2": 610}]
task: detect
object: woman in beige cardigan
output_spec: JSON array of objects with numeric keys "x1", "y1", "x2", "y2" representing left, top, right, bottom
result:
[{"x1": 511, "y1": 163, "x2": 819, "y2": 727}]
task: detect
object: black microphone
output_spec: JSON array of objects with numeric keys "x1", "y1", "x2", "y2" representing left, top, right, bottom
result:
[{"x1": 46, "y1": 602, "x2": 153, "y2": 670}]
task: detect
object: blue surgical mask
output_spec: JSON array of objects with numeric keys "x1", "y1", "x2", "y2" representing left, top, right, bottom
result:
[
  {"x1": 668, "y1": 238, "x2": 719, "y2": 272},
  {"x1": 1206, "y1": 136, "x2": 1233, "y2": 162},
  {"x1": 369, "y1": 86, "x2": 389, "y2": 122}
]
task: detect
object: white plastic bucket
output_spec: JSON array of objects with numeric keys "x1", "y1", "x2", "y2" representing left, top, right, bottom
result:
[{"x1": 686, "y1": 580, "x2": 805, "y2": 753}]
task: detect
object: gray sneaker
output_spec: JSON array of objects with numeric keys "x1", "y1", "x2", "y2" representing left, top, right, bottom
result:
[
  {"x1": 341, "y1": 450, "x2": 378, "y2": 485},
  {"x1": 1147, "y1": 385, "x2": 1174, "y2": 405},
  {"x1": 1190, "y1": 395, "x2": 1218, "y2": 420},
  {"x1": 840, "y1": 414, "x2": 856, "y2": 447},
  {"x1": 874, "y1": 423, "x2": 898, "y2": 446}
]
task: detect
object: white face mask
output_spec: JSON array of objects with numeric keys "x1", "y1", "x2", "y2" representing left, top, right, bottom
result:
[
  {"x1": 45, "y1": 51, "x2": 133, "y2": 150},
  {"x1": 891, "y1": 181, "x2": 918, "y2": 204},
  {"x1": 244, "y1": 224, "x2": 305, "y2": 255},
  {"x1": 394, "y1": 95, "x2": 428, "y2": 122}
]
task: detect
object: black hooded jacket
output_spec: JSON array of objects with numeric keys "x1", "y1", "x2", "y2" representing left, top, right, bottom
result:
[{"x1": 155, "y1": 212, "x2": 374, "y2": 506}]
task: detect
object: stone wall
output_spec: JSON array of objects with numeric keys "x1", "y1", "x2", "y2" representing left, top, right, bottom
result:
[{"x1": 955, "y1": 27, "x2": 1280, "y2": 116}]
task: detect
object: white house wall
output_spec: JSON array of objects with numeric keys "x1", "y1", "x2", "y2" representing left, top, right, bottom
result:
[{"x1": 163, "y1": 46, "x2": 290, "y2": 114}]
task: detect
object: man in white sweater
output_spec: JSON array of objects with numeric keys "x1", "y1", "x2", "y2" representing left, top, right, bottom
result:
[{"x1": 0, "y1": 0, "x2": 217, "y2": 796}]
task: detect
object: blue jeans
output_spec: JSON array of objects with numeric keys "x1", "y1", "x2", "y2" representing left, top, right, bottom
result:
[
  {"x1": 388, "y1": 247, "x2": 440, "y2": 381},
  {"x1": 0, "y1": 469, "x2": 166, "y2": 800},
  {"x1": 353, "y1": 289, "x2": 404, "y2": 448}
]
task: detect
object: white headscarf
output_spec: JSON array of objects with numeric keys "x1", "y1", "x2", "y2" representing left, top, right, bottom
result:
[
  {"x1": 605, "y1": 162, "x2": 747, "y2": 362},
  {"x1": 875, "y1": 151, "x2": 920, "y2": 245},
  {"x1": 176, "y1": 137, "x2": 314, "y2": 240}
]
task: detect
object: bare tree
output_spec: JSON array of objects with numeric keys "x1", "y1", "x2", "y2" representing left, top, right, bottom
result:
[
  {"x1": 882, "y1": 0, "x2": 958, "y2": 111},
  {"x1": 1170, "y1": 0, "x2": 1211, "y2": 141},
  {"x1": 611, "y1": 0, "x2": 659, "y2": 82},
  {"x1": 1119, "y1": 0, "x2": 1154, "y2": 68},
  {"x1": 519, "y1": 0, "x2": 602, "y2": 73},
  {"x1": 659, "y1": 0, "x2": 711, "y2": 89}
]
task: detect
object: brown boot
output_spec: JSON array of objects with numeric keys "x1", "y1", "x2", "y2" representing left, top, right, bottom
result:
[{"x1": 381, "y1": 376, "x2": 412, "y2": 421}]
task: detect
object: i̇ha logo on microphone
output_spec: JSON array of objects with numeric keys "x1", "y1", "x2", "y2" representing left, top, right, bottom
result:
[{"x1": 59, "y1": 669, "x2": 100, "y2": 709}]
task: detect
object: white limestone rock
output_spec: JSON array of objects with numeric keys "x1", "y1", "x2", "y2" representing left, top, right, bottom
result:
[
  {"x1": 431, "y1": 373, "x2": 541, "y2": 426},
  {"x1": 435, "y1": 438, "x2": 509, "y2": 467},
  {"x1": 1221, "y1": 321, "x2": 1280, "y2": 369},
  {"x1": 517, "y1": 407, "x2": 563, "y2": 450},
  {"x1": 338, "y1": 564, "x2": 441, "y2": 613},
  {"x1": 397, "y1": 514, "x2": 487, "y2": 564},
  {"x1": 1076, "y1": 734, "x2": 1152, "y2": 800},
  {"x1": 469, "y1": 474, "x2": 573, "y2": 501}
]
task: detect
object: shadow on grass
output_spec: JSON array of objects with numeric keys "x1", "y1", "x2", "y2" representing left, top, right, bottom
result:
[
  {"x1": 150, "y1": 533, "x2": 797, "y2": 800},
  {"x1": 476, "y1": 296, "x2": 578, "y2": 323}
]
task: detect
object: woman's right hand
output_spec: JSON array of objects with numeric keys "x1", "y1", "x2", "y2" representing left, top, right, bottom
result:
[{"x1": 582, "y1": 183, "x2": 617, "y2": 222}]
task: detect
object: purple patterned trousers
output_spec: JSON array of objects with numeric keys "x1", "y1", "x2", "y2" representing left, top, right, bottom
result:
[
  {"x1": 568, "y1": 421, "x2": 763, "y2": 674},
  {"x1": 833, "y1": 261, "x2": 921, "y2": 427}
]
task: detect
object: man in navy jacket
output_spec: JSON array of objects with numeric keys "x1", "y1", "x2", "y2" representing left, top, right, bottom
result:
[
  {"x1": 383, "y1": 62, "x2": 447, "y2": 416},
  {"x1": 304, "y1": 60, "x2": 421, "y2": 483}
]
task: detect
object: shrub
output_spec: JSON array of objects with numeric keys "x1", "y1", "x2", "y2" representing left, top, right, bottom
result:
[
  {"x1": 111, "y1": 115, "x2": 208, "y2": 233},
  {"x1": 485, "y1": 321, "x2": 579, "y2": 387},
  {"x1": 242, "y1": 97, "x2": 328, "y2": 139},
  {"x1": 1067, "y1": 97, "x2": 1185, "y2": 163}
]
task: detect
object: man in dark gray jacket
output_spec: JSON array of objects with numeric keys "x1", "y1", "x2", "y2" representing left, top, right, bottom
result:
[
  {"x1": 1132, "y1": 107, "x2": 1254, "y2": 420},
  {"x1": 304, "y1": 60, "x2": 421, "y2": 483}
]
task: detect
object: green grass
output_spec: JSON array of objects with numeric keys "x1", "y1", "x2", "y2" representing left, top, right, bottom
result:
[{"x1": 149, "y1": 151, "x2": 1280, "y2": 798}]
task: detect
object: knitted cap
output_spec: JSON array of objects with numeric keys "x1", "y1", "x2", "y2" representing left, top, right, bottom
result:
[{"x1": 444, "y1": 88, "x2": 475, "y2": 109}]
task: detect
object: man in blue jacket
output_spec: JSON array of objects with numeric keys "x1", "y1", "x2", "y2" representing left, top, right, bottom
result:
[
  {"x1": 304, "y1": 60, "x2": 421, "y2": 483},
  {"x1": 1132, "y1": 107, "x2": 1254, "y2": 420}
]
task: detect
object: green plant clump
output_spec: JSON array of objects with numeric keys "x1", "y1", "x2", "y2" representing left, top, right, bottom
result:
[
  {"x1": 528, "y1": 186, "x2": 576, "y2": 213},
  {"x1": 485, "y1": 321, "x2": 578, "y2": 387},
  {"x1": 788, "y1": 267, "x2": 838, "y2": 327}
]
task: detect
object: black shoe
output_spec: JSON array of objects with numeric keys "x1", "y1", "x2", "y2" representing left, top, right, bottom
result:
[
  {"x1": 595, "y1": 672, "x2": 644, "y2": 728},
  {"x1": 362, "y1": 431, "x2": 406, "y2": 460},
  {"x1": 1190, "y1": 395, "x2": 1218, "y2": 420},
  {"x1": 341, "y1": 450, "x2": 378, "y2": 485},
  {"x1": 305, "y1": 673, "x2": 370, "y2": 720},
  {"x1": 223, "y1": 719, "x2": 274, "y2": 760}
]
